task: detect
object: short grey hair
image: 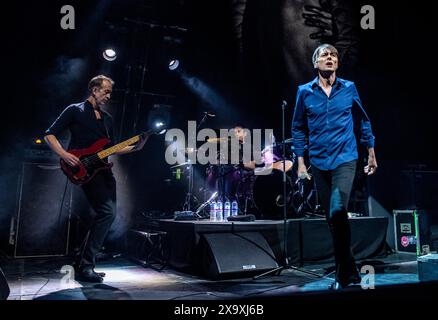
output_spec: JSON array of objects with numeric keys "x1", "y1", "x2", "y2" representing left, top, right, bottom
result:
[
  {"x1": 312, "y1": 44, "x2": 339, "y2": 67},
  {"x1": 88, "y1": 75, "x2": 114, "y2": 92}
]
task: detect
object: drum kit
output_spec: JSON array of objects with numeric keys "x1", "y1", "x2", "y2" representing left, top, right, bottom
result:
[
  {"x1": 170, "y1": 137, "x2": 322, "y2": 219},
  {"x1": 234, "y1": 139, "x2": 296, "y2": 219}
]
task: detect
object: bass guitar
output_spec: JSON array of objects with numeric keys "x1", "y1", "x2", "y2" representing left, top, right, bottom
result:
[{"x1": 60, "y1": 129, "x2": 156, "y2": 185}]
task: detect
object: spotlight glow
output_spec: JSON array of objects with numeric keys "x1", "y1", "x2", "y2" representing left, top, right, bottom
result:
[
  {"x1": 103, "y1": 49, "x2": 117, "y2": 61},
  {"x1": 168, "y1": 59, "x2": 179, "y2": 70}
]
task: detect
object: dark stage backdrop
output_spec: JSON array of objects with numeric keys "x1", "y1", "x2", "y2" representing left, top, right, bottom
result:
[{"x1": 0, "y1": 1, "x2": 435, "y2": 250}]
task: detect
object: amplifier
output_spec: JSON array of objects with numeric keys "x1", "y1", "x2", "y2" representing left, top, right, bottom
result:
[{"x1": 24, "y1": 148, "x2": 58, "y2": 162}]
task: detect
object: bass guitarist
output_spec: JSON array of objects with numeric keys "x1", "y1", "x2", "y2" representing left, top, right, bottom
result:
[{"x1": 44, "y1": 75, "x2": 147, "y2": 283}]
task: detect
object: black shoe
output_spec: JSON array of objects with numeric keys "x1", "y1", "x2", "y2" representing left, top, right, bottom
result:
[
  {"x1": 328, "y1": 280, "x2": 343, "y2": 291},
  {"x1": 75, "y1": 268, "x2": 103, "y2": 283},
  {"x1": 94, "y1": 270, "x2": 106, "y2": 278},
  {"x1": 329, "y1": 273, "x2": 361, "y2": 290}
]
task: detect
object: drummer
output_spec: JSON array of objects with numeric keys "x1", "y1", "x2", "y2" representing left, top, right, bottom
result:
[
  {"x1": 232, "y1": 123, "x2": 256, "y2": 169},
  {"x1": 223, "y1": 123, "x2": 256, "y2": 200},
  {"x1": 206, "y1": 123, "x2": 256, "y2": 201}
]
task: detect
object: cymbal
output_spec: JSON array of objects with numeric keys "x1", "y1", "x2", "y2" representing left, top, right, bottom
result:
[
  {"x1": 170, "y1": 161, "x2": 192, "y2": 168},
  {"x1": 273, "y1": 138, "x2": 293, "y2": 145},
  {"x1": 207, "y1": 137, "x2": 229, "y2": 143},
  {"x1": 184, "y1": 147, "x2": 197, "y2": 154},
  {"x1": 177, "y1": 147, "x2": 197, "y2": 155}
]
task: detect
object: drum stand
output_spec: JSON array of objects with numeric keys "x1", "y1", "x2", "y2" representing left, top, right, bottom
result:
[
  {"x1": 295, "y1": 175, "x2": 325, "y2": 218},
  {"x1": 217, "y1": 164, "x2": 231, "y2": 209},
  {"x1": 237, "y1": 165, "x2": 249, "y2": 215},
  {"x1": 195, "y1": 163, "x2": 229, "y2": 217},
  {"x1": 182, "y1": 160, "x2": 197, "y2": 212},
  {"x1": 185, "y1": 112, "x2": 221, "y2": 216},
  {"x1": 254, "y1": 100, "x2": 322, "y2": 280}
]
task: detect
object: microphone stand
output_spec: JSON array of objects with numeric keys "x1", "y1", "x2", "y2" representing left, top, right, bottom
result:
[
  {"x1": 187, "y1": 112, "x2": 214, "y2": 216},
  {"x1": 254, "y1": 100, "x2": 321, "y2": 279},
  {"x1": 183, "y1": 113, "x2": 210, "y2": 212},
  {"x1": 197, "y1": 112, "x2": 213, "y2": 130}
]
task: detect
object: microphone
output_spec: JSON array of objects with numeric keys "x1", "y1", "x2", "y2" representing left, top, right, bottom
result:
[
  {"x1": 281, "y1": 100, "x2": 287, "y2": 108},
  {"x1": 204, "y1": 111, "x2": 216, "y2": 117},
  {"x1": 298, "y1": 172, "x2": 310, "y2": 180}
]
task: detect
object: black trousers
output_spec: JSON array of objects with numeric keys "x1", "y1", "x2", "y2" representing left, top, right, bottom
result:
[
  {"x1": 77, "y1": 170, "x2": 116, "y2": 270},
  {"x1": 311, "y1": 160, "x2": 358, "y2": 281}
]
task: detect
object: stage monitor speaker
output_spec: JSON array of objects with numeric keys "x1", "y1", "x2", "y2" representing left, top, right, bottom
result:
[
  {"x1": 10, "y1": 162, "x2": 71, "y2": 258},
  {"x1": 199, "y1": 232, "x2": 278, "y2": 279},
  {"x1": 0, "y1": 267, "x2": 9, "y2": 300}
]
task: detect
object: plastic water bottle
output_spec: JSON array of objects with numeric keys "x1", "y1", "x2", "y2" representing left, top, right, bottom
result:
[
  {"x1": 210, "y1": 201, "x2": 217, "y2": 221},
  {"x1": 216, "y1": 200, "x2": 223, "y2": 221},
  {"x1": 231, "y1": 200, "x2": 238, "y2": 216},
  {"x1": 224, "y1": 200, "x2": 231, "y2": 220}
]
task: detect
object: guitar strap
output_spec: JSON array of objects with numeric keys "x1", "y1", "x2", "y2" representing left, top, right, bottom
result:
[
  {"x1": 88, "y1": 102, "x2": 112, "y2": 142},
  {"x1": 101, "y1": 112, "x2": 111, "y2": 142}
]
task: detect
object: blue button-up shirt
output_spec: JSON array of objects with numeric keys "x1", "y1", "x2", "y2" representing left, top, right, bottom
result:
[{"x1": 292, "y1": 77, "x2": 374, "y2": 170}]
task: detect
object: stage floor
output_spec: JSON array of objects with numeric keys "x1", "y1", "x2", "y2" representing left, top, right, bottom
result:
[{"x1": 0, "y1": 252, "x2": 430, "y2": 301}]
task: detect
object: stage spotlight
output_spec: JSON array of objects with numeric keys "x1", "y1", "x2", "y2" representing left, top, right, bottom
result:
[
  {"x1": 103, "y1": 48, "x2": 117, "y2": 61},
  {"x1": 168, "y1": 59, "x2": 179, "y2": 70},
  {"x1": 148, "y1": 104, "x2": 171, "y2": 135},
  {"x1": 154, "y1": 121, "x2": 167, "y2": 134}
]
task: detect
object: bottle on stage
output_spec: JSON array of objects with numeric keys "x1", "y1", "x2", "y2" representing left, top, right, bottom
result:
[
  {"x1": 224, "y1": 200, "x2": 231, "y2": 220},
  {"x1": 210, "y1": 201, "x2": 217, "y2": 221},
  {"x1": 231, "y1": 200, "x2": 238, "y2": 216},
  {"x1": 216, "y1": 200, "x2": 223, "y2": 221}
]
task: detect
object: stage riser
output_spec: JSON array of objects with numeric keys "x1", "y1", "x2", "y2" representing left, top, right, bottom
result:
[{"x1": 156, "y1": 217, "x2": 388, "y2": 277}]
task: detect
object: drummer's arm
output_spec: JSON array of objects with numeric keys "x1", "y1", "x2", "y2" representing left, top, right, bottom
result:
[
  {"x1": 243, "y1": 161, "x2": 256, "y2": 170},
  {"x1": 244, "y1": 160, "x2": 269, "y2": 170}
]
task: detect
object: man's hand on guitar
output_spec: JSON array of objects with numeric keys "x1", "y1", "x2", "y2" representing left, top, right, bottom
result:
[
  {"x1": 134, "y1": 135, "x2": 149, "y2": 151},
  {"x1": 61, "y1": 151, "x2": 81, "y2": 167}
]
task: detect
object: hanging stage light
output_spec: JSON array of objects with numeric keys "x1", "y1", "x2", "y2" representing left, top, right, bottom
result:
[
  {"x1": 154, "y1": 121, "x2": 167, "y2": 134},
  {"x1": 168, "y1": 59, "x2": 180, "y2": 70},
  {"x1": 103, "y1": 48, "x2": 117, "y2": 61}
]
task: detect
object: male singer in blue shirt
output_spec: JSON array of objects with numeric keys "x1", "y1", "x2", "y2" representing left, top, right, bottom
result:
[{"x1": 292, "y1": 44, "x2": 378, "y2": 290}]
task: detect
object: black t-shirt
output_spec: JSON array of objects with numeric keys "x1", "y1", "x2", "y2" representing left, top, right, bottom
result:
[{"x1": 45, "y1": 100, "x2": 114, "y2": 150}]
